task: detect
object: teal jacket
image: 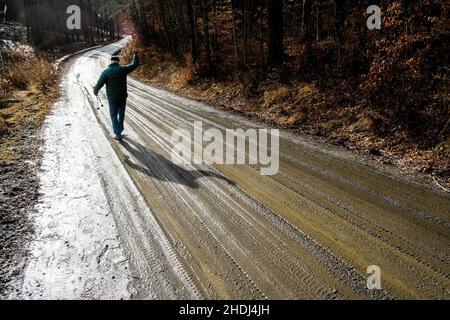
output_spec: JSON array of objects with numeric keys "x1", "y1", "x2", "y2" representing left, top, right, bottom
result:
[{"x1": 94, "y1": 55, "x2": 139, "y2": 104}]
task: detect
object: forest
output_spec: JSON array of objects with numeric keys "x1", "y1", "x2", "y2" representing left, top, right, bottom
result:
[
  {"x1": 1, "y1": 0, "x2": 449, "y2": 176},
  {"x1": 119, "y1": 0, "x2": 449, "y2": 176},
  {"x1": 1, "y1": 0, "x2": 450, "y2": 301},
  {"x1": 2, "y1": 0, "x2": 121, "y2": 46}
]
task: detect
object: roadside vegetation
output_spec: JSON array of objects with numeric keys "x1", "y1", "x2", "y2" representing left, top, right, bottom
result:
[
  {"x1": 119, "y1": 0, "x2": 449, "y2": 185},
  {"x1": 0, "y1": 53, "x2": 55, "y2": 145},
  {"x1": 0, "y1": 0, "x2": 121, "y2": 297},
  {"x1": 0, "y1": 43, "x2": 57, "y2": 296},
  {"x1": 1, "y1": 0, "x2": 123, "y2": 160}
]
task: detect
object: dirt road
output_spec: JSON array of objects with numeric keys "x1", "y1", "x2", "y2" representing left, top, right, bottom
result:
[{"x1": 16, "y1": 40, "x2": 450, "y2": 299}]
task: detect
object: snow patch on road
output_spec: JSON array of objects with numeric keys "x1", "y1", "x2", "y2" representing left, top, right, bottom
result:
[
  {"x1": 14, "y1": 42, "x2": 200, "y2": 300},
  {"x1": 17, "y1": 86, "x2": 133, "y2": 300}
]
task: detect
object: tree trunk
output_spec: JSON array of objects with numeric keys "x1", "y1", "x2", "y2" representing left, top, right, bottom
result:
[
  {"x1": 267, "y1": 0, "x2": 284, "y2": 66},
  {"x1": 200, "y1": 0, "x2": 212, "y2": 72},
  {"x1": 186, "y1": 0, "x2": 199, "y2": 63},
  {"x1": 243, "y1": 0, "x2": 249, "y2": 65},
  {"x1": 303, "y1": 0, "x2": 312, "y2": 63},
  {"x1": 334, "y1": 0, "x2": 346, "y2": 66},
  {"x1": 231, "y1": 0, "x2": 240, "y2": 66},
  {"x1": 315, "y1": 1, "x2": 320, "y2": 42}
]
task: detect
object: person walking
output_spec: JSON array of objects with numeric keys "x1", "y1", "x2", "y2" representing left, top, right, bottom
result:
[{"x1": 94, "y1": 52, "x2": 139, "y2": 141}]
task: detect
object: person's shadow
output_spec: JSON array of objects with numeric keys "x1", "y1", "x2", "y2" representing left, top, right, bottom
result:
[{"x1": 120, "y1": 137, "x2": 235, "y2": 189}]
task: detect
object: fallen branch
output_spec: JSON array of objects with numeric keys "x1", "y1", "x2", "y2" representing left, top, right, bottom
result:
[
  {"x1": 432, "y1": 175, "x2": 450, "y2": 193},
  {"x1": 439, "y1": 118, "x2": 450, "y2": 137}
]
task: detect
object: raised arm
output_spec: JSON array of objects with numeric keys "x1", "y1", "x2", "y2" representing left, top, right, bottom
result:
[
  {"x1": 93, "y1": 71, "x2": 107, "y2": 96},
  {"x1": 124, "y1": 53, "x2": 139, "y2": 74}
]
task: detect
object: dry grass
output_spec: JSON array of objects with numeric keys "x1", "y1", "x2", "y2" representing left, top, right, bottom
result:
[
  {"x1": 167, "y1": 68, "x2": 191, "y2": 91},
  {"x1": 324, "y1": 120, "x2": 343, "y2": 133},
  {"x1": 436, "y1": 139, "x2": 450, "y2": 159},
  {"x1": 0, "y1": 89, "x2": 56, "y2": 163},
  {"x1": 0, "y1": 52, "x2": 58, "y2": 164},
  {"x1": 1, "y1": 56, "x2": 54, "y2": 95},
  {"x1": 296, "y1": 84, "x2": 316, "y2": 100},
  {"x1": 120, "y1": 40, "x2": 449, "y2": 179},
  {"x1": 262, "y1": 87, "x2": 291, "y2": 109},
  {"x1": 120, "y1": 40, "x2": 179, "y2": 82},
  {"x1": 0, "y1": 115, "x2": 7, "y2": 135}
]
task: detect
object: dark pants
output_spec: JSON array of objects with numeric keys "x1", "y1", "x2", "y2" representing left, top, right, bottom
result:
[{"x1": 109, "y1": 101, "x2": 126, "y2": 136}]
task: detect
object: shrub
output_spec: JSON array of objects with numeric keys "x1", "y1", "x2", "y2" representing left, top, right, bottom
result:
[
  {"x1": 262, "y1": 86, "x2": 291, "y2": 108},
  {"x1": 0, "y1": 115, "x2": 7, "y2": 135},
  {"x1": 324, "y1": 120, "x2": 343, "y2": 133},
  {"x1": 6, "y1": 56, "x2": 54, "y2": 91}
]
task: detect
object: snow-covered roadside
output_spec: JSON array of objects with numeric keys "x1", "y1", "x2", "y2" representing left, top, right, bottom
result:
[
  {"x1": 14, "y1": 65, "x2": 133, "y2": 300},
  {"x1": 12, "y1": 42, "x2": 199, "y2": 300}
]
